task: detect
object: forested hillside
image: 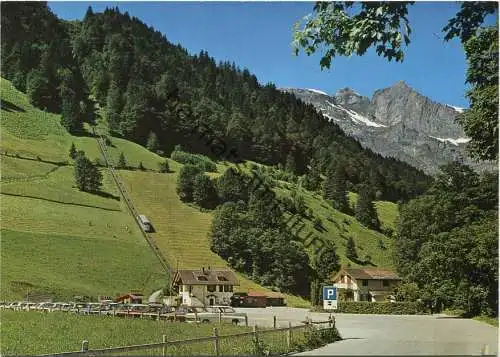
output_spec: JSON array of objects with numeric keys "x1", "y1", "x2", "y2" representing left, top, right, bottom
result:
[{"x1": 1, "y1": 2, "x2": 431, "y2": 203}]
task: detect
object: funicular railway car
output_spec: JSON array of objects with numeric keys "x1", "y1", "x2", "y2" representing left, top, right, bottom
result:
[{"x1": 137, "y1": 215, "x2": 153, "y2": 232}]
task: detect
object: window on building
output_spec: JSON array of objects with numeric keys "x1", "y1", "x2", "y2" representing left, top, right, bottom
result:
[
  {"x1": 189, "y1": 285, "x2": 192, "y2": 293},
  {"x1": 217, "y1": 276, "x2": 228, "y2": 281},
  {"x1": 223, "y1": 285, "x2": 233, "y2": 292},
  {"x1": 218, "y1": 285, "x2": 223, "y2": 292},
  {"x1": 207, "y1": 285, "x2": 216, "y2": 292},
  {"x1": 362, "y1": 280, "x2": 368, "y2": 286},
  {"x1": 197, "y1": 276, "x2": 208, "y2": 281},
  {"x1": 383, "y1": 280, "x2": 389, "y2": 287}
]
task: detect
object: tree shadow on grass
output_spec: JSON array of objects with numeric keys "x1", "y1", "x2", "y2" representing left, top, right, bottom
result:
[
  {"x1": 1, "y1": 100, "x2": 26, "y2": 112},
  {"x1": 93, "y1": 190, "x2": 120, "y2": 201},
  {"x1": 348, "y1": 256, "x2": 378, "y2": 267}
]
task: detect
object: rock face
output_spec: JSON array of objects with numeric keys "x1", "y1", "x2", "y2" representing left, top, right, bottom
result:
[{"x1": 282, "y1": 81, "x2": 495, "y2": 174}]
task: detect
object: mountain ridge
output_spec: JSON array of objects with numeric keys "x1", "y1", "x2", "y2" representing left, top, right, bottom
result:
[{"x1": 281, "y1": 82, "x2": 495, "y2": 174}]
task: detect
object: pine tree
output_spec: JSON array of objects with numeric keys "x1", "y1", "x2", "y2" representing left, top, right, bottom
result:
[
  {"x1": 332, "y1": 165, "x2": 350, "y2": 213},
  {"x1": 26, "y1": 69, "x2": 49, "y2": 109},
  {"x1": 346, "y1": 237, "x2": 358, "y2": 260},
  {"x1": 322, "y1": 167, "x2": 335, "y2": 201},
  {"x1": 158, "y1": 159, "x2": 170, "y2": 173},
  {"x1": 69, "y1": 142, "x2": 77, "y2": 159},
  {"x1": 285, "y1": 151, "x2": 296, "y2": 174},
  {"x1": 146, "y1": 131, "x2": 159, "y2": 152},
  {"x1": 117, "y1": 152, "x2": 126, "y2": 169},
  {"x1": 74, "y1": 152, "x2": 102, "y2": 192},
  {"x1": 355, "y1": 185, "x2": 380, "y2": 230},
  {"x1": 106, "y1": 81, "x2": 122, "y2": 133},
  {"x1": 60, "y1": 89, "x2": 83, "y2": 134}
]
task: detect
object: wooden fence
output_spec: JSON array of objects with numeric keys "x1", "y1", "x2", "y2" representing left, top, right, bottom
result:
[{"x1": 34, "y1": 317, "x2": 336, "y2": 356}]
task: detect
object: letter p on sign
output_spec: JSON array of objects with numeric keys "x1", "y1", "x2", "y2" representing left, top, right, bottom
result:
[{"x1": 323, "y1": 286, "x2": 337, "y2": 301}]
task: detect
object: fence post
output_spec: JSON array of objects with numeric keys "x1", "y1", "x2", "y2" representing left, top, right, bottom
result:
[
  {"x1": 287, "y1": 322, "x2": 292, "y2": 351},
  {"x1": 253, "y1": 325, "x2": 259, "y2": 351},
  {"x1": 81, "y1": 340, "x2": 89, "y2": 352},
  {"x1": 218, "y1": 310, "x2": 222, "y2": 324},
  {"x1": 245, "y1": 314, "x2": 248, "y2": 327},
  {"x1": 273, "y1": 315, "x2": 277, "y2": 329},
  {"x1": 195, "y1": 310, "x2": 198, "y2": 323},
  {"x1": 213, "y1": 327, "x2": 220, "y2": 356},
  {"x1": 162, "y1": 334, "x2": 167, "y2": 357}
]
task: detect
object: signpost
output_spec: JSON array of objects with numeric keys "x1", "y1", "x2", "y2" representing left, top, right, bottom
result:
[{"x1": 322, "y1": 286, "x2": 337, "y2": 310}]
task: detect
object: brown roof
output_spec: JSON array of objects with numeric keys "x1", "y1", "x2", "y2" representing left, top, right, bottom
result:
[
  {"x1": 339, "y1": 268, "x2": 401, "y2": 280},
  {"x1": 173, "y1": 268, "x2": 239, "y2": 285},
  {"x1": 247, "y1": 291, "x2": 284, "y2": 298},
  {"x1": 265, "y1": 292, "x2": 284, "y2": 298},
  {"x1": 247, "y1": 291, "x2": 267, "y2": 297}
]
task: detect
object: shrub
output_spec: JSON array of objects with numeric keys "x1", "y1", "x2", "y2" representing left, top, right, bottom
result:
[
  {"x1": 171, "y1": 149, "x2": 217, "y2": 172},
  {"x1": 335, "y1": 301, "x2": 427, "y2": 315},
  {"x1": 313, "y1": 217, "x2": 323, "y2": 231},
  {"x1": 158, "y1": 160, "x2": 170, "y2": 173},
  {"x1": 381, "y1": 226, "x2": 395, "y2": 237},
  {"x1": 117, "y1": 152, "x2": 127, "y2": 169}
]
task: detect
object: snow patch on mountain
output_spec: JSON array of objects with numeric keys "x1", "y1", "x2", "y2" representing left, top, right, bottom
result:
[
  {"x1": 305, "y1": 88, "x2": 329, "y2": 96},
  {"x1": 429, "y1": 135, "x2": 471, "y2": 146},
  {"x1": 447, "y1": 105, "x2": 465, "y2": 113},
  {"x1": 326, "y1": 101, "x2": 386, "y2": 128}
]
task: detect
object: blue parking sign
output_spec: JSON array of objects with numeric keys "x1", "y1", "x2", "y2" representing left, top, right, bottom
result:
[{"x1": 323, "y1": 286, "x2": 337, "y2": 301}]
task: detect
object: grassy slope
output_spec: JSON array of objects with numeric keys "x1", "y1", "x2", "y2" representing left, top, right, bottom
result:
[
  {"x1": 1, "y1": 78, "x2": 398, "y2": 306},
  {"x1": 1, "y1": 79, "x2": 167, "y2": 301},
  {"x1": 1, "y1": 311, "x2": 255, "y2": 355}
]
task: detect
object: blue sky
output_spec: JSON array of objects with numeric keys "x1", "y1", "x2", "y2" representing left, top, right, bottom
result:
[{"x1": 49, "y1": 2, "x2": 477, "y2": 107}]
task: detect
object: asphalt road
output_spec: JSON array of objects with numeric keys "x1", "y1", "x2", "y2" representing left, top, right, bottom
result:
[{"x1": 233, "y1": 307, "x2": 498, "y2": 355}]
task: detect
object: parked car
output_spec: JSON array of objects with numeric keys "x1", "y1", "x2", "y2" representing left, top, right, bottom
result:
[
  {"x1": 35, "y1": 302, "x2": 53, "y2": 311},
  {"x1": 185, "y1": 305, "x2": 247, "y2": 325},
  {"x1": 22, "y1": 302, "x2": 39, "y2": 311}
]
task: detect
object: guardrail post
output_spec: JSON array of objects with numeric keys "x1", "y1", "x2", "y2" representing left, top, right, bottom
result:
[
  {"x1": 273, "y1": 315, "x2": 276, "y2": 329},
  {"x1": 162, "y1": 334, "x2": 167, "y2": 356},
  {"x1": 287, "y1": 322, "x2": 292, "y2": 351},
  {"x1": 81, "y1": 340, "x2": 89, "y2": 352},
  {"x1": 218, "y1": 310, "x2": 222, "y2": 324},
  {"x1": 245, "y1": 315, "x2": 248, "y2": 327},
  {"x1": 213, "y1": 327, "x2": 220, "y2": 356}
]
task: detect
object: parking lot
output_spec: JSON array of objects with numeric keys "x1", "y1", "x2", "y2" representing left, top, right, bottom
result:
[{"x1": 234, "y1": 307, "x2": 499, "y2": 355}]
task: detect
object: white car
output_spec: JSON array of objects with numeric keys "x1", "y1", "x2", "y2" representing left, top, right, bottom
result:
[{"x1": 185, "y1": 306, "x2": 247, "y2": 325}]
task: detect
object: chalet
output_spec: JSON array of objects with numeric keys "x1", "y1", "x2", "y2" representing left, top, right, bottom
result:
[
  {"x1": 115, "y1": 292, "x2": 145, "y2": 304},
  {"x1": 332, "y1": 267, "x2": 401, "y2": 302},
  {"x1": 171, "y1": 267, "x2": 239, "y2": 307}
]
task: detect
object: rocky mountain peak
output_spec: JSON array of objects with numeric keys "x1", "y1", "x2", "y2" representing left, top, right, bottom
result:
[{"x1": 334, "y1": 87, "x2": 371, "y2": 113}]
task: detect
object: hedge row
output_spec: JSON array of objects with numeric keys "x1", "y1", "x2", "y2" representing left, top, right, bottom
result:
[
  {"x1": 171, "y1": 150, "x2": 217, "y2": 172},
  {"x1": 314, "y1": 301, "x2": 428, "y2": 315}
]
